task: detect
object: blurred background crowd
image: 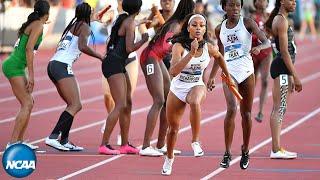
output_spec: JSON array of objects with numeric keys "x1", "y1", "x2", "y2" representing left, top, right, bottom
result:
[{"x1": 0, "y1": 0, "x2": 319, "y2": 53}]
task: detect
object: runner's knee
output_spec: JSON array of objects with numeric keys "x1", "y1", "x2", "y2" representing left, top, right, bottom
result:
[
  {"x1": 22, "y1": 96, "x2": 34, "y2": 112},
  {"x1": 241, "y1": 111, "x2": 251, "y2": 121}
]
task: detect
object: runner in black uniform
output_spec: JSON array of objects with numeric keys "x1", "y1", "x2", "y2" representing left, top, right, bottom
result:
[
  {"x1": 99, "y1": 0, "x2": 149, "y2": 155},
  {"x1": 266, "y1": 0, "x2": 302, "y2": 159}
]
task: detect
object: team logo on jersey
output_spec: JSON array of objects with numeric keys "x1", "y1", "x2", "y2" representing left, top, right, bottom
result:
[
  {"x1": 190, "y1": 64, "x2": 201, "y2": 71},
  {"x1": 227, "y1": 34, "x2": 239, "y2": 43}
]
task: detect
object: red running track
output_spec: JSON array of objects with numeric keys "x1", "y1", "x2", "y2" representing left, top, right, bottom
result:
[{"x1": 0, "y1": 39, "x2": 319, "y2": 179}]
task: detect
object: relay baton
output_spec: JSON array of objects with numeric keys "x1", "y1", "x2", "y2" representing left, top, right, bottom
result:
[
  {"x1": 97, "y1": 5, "x2": 112, "y2": 20},
  {"x1": 221, "y1": 73, "x2": 243, "y2": 101}
]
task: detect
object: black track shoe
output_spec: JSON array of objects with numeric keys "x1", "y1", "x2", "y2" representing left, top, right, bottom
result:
[
  {"x1": 220, "y1": 152, "x2": 232, "y2": 168},
  {"x1": 240, "y1": 149, "x2": 250, "y2": 170}
]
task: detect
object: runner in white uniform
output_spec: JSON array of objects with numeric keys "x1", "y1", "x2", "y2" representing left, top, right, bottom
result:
[
  {"x1": 45, "y1": 2, "x2": 104, "y2": 151},
  {"x1": 220, "y1": 16, "x2": 254, "y2": 84},
  {"x1": 170, "y1": 43, "x2": 210, "y2": 102},
  {"x1": 49, "y1": 31, "x2": 82, "y2": 69},
  {"x1": 214, "y1": 0, "x2": 270, "y2": 170},
  {"x1": 162, "y1": 13, "x2": 233, "y2": 176}
]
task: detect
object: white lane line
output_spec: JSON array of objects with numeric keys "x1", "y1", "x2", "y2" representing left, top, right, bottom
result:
[
  {"x1": 1, "y1": 46, "x2": 319, "y2": 101},
  {"x1": 56, "y1": 71, "x2": 320, "y2": 179},
  {"x1": 0, "y1": 79, "x2": 100, "y2": 103},
  {"x1": 0, "y1": 85, "x2": 147, "y2": 124},
  {"x1": 0, "y1": 66, "x2": 100, "y2": 88},
  {"x1": 1, "y1": 52, "x2": 319, "y2": 123},
  {"x1": 201, "y1": 107, "x2": 320, "y2": 180},
  {"x1": 0, "y1": 105, "x2": 151, "y2": 155}
]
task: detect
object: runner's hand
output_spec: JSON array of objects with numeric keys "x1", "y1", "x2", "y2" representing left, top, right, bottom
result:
[
  {"x1": 293, "y1": 76, "x2": 302, "y2": 92},
  {"x1": 190, "y1": 38, "x2": 199, "y2": 56},
  {"x1": 141, "y1": 33, "x2": 149, "y2": 43},
  {"x1": 250, "y1": 46, "x2": 261, "y2": 55},
  {"x1": 207, "y1": 78, "x2": 215, "y2": 91},
  {"x1": 26, "y1": 77, "x2": 34, "y2": 93},
  {"x1": 227, "y1": 74, "x2": 236, "y2": 87}
]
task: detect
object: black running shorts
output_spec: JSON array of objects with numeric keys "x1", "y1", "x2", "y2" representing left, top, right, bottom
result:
[
  {"x1": 270, "y1": 56, "x2": 293, "y2": 79},
  {"x1": 47, "y1": 60, "x2": 74, "y2": 83}
]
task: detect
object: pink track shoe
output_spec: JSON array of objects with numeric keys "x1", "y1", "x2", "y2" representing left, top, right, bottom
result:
[
  {"x1": 119, "y1": 144, "x2": 139, "y2": 154},
  {"x1": 98, "y1": 145, "x2": 120, "y2": 155}
]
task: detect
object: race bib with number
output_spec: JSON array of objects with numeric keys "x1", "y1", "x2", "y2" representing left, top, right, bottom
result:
[
  {"x1": 224, "y1": 44, "x2": 244, "y2": 61},
  {"x1": 146, "y1": 64, "x2": 154, "y2": 75},
  {"x1": 67, "y1": 65, "x2": 73, "y2": 75},
  {"x1": 14, "y1": 38, "x2": 21, "y2": 48},
  {"x1": 179, "y1": 74, "x2": 200, "y2": 83},
  {"x1": 279, "y1": 74, "x2": 288, "y2": 86}
]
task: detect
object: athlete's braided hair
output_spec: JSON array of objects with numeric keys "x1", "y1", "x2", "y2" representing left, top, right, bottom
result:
[{"x1": 59, "y1": 2, "x2": 95, "y2": 45}]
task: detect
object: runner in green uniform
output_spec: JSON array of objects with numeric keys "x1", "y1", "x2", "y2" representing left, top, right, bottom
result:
[
  {"x1": 2, "y1": 33, "x2": 42, "y2": 78},
  {"x1": 2, "y1": 0, "x2": 50, "y2": 150}
]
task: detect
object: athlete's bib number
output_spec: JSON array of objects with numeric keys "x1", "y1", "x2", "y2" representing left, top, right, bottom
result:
[
  {"x1": 146, "y1": 64, "x2": 154, "y2": 75},
  {"x1": 279, "y1": 74, "x2": 288, "y2": 86},
  {"x1": 225, "y1": 44, "x2": 243, "y2": 61},
  {"x1": 67, "y1": 65, "x2": 73, "y2": 75},
  {"x1": 14, "y1": 38, "x2": 21, "y2": 48},
  {"x1": 179, "y1": 74, "x2": 200, "y2": 83},
  {"x1": 228, "y1": 49, "x2": 240, "y2": 59}
]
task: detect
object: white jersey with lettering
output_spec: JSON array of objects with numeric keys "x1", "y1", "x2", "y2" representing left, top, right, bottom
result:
[
  {"x1": 170, "y1": 43, "x2": 210, "y2": 102},
  {"x1": 50, "y1": 31, "x2": 83, "y2": 66},
  {"x1": 220, "y1": 16, "x2": 254, "y2": 83}
]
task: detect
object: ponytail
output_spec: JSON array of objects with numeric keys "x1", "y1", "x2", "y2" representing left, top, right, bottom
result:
[
  {"x1": 107, "y1": 13, "x2": 129, "y2": 51},
  {"x1": 149, "y1": 0, "x2": 195, "y2": 47},
  {"x1": 265, "y1": 0, "x2": 281, "y2": 30},
  {"x1": 58, "y1": 3, "x2": 96, "y2": 49},
  {"x1": 18, "y1": 11, "x2": 40, "y2": 37},
  {"x1": 59, "y1": 17, "x2": 77, "y2": 42},
  {"x1": 17, "y1": 0, "x2": 50, "y2": 37}
]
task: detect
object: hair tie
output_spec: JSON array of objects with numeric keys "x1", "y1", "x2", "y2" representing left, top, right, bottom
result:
[
  {"x1": 34, "y1": 10, "x2": 39, "y2": 14},
  {"x1": 120, "y1": 12, "x2": 129, "y2": 16},
  {"x1": 188, "y1": 14, "x2": 206, "y2": 25}
]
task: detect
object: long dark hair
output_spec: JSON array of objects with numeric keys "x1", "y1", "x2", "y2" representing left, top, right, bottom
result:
[
  {"x1": 265, "y1": 0, "x2": 281, "y2": 30},
  {"x1": 107, "y1": 0, "x2": 142, "y2": 51},
  {"x1": 170, "y1": 13, "x2": 208, "y2": 51},
  {"x1": 149, "y1": 0, "x2": 195, "y2": 46},
  {"x1": 59, "y1": 2, "x2": 94, "y2": 44},
  {"x1": 220, "y1": 0, "x2": 243, "y2": 20},
  {"x1": 18, "y1": 0, "x2": 50, "y2": 37}
]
